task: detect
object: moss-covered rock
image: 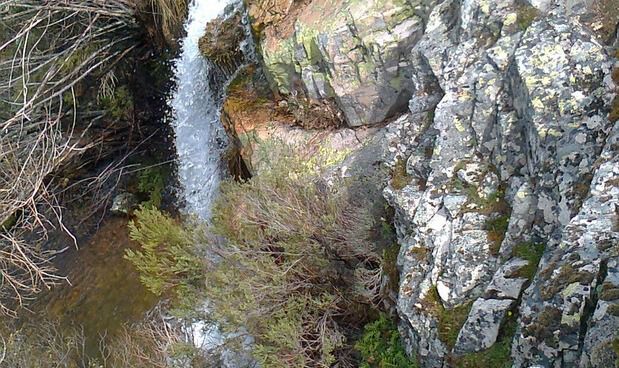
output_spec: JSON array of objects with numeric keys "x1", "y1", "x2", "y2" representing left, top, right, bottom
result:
[
  {"x1": 251, "y1": 0, "x2": 432, "y2": 127},
  {"x1": 199, "y1": 10, "x2": 246, "y2": 72}
]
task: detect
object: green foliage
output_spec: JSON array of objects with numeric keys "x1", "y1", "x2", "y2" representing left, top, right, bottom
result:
[
  {"x1": 100, "y1": 85, "x2": 133, "y2": 120},
  {"x1": 206, "y1": 147, "x2": 386, "y2": 367},
  {"x1": 125, "y1": 207, "x2": 201, "y2": 304},
  {"x1": 512, "y1": 242, "x2": 545, "y2": 280},
  {"x1": 137, "y1": 166, "x2": 168, "y2": 209},
  {"x1": 355, "y1": 314, "x2": 417, "y2": 368}
]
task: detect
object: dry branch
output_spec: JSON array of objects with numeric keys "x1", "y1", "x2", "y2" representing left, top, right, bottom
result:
[{"x1": 0, "y1": 0, "x2": 141, "y2": 315}]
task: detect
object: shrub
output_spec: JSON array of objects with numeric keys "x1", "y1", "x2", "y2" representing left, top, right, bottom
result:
[
  {"x1": 125, "y1": 207, "x2": 202, "y2": 307},
  {"x1": 355, "y1": 314, "x2": 417, "y2": 368},
  {"x1": 205, "y1": 147, "x2": 390, "y2": 367}
]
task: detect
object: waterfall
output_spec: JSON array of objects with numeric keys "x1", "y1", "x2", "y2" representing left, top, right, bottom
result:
[
  {"x1": 171, "y1": 0, "x2": 235, "y2": 219},
  {"x1": 169, "y1": 0, "x2": 255, "y2": 362}
]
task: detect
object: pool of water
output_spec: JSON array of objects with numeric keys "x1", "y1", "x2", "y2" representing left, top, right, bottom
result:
[{"x1": 21, "y1": 216, "x2": 159, "y2": 356}]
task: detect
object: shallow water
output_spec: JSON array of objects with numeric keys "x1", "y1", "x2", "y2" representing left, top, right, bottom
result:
[{"x1": 22, "y1": 217, "x2": 159, "y2": 355}]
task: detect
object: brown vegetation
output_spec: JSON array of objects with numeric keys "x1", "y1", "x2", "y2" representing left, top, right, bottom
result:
[{"x1": 0, "y1": 0, "x2": 179, "y2": 316}]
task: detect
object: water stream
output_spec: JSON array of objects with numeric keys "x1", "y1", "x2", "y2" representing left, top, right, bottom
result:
[
  {"x1": 171, "y1": 0, "x2": 235, "y2": 220},
  {"x1": 169, "y1": 0, "x2": 254, "y2": 358}
]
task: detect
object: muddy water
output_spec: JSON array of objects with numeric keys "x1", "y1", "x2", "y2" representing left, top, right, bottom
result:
[{"x1": 22, "y1": 217, "x2": 159, "y2": 355}]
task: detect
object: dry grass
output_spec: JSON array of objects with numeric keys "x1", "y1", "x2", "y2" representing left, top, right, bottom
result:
[{"x1": 0, "y1": 0, "x2": 141, "y2": 315}]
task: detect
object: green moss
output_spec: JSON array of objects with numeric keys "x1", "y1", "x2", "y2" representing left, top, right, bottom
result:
[
  {"x1": 391, "y1": 158, "x2": 411, "y2": 190},
  {"x1": 423, "y1": 286, "x2": 473, "y2": 349},
  {"x1": 540, "y1": 263, "x2": 595, "y2": 300},
  {"x1": 516, "y1": 4, "x2": 538, "y2": 31},
  {"x1": 485, "y1": 215, "x2": 509, "y2": 256},
  {"x1": 355, "y1": 314, "x2": 418, "y2": 368},
  {"x1": 512, "y1": 242, "x2": 545, "y2": 280}
]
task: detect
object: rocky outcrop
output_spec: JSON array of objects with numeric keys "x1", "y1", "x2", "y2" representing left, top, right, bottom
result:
[
  {"x1": 250, "y1": 0, "x2": 437, "y2": 127},
  {"x1": 380, "y1": 0, "x2": 618, "y2": 367},
  {"x1": 241, "y1": 0, "x2": 617, "y2": 366}
]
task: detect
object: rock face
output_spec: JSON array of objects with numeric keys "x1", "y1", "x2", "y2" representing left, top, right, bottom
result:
[
  {"x1": 243, "y1": 0, "x2": 618, "y2": 366},
  {"x1": 250, "y1": 0, "x2": 436, "y2": 127},
  {"x1": 378, "y1": 1, "x2": 618, "y2": 368}
]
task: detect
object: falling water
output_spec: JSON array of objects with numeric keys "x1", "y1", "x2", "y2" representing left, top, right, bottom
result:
[
  {"x1": 169, "y1": 0, "x2": 255, "y2": 361},
  {"x1": 171, "y1": 0, "x2": 234, "y2": 219}
]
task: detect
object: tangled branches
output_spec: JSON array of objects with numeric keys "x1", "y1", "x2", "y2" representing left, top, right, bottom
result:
[{"x1": 0, "y1": 0, "x2": 143, "y2": 315}]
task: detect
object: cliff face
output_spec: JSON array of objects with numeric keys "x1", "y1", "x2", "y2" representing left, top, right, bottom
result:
[{"x1": 232, "y1": 0, "x2": 619, "y2": 366}]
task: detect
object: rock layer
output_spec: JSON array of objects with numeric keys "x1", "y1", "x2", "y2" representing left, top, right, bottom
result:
[
  {"x1": 379, "y1": 1, "x2": 618, "y2": 368},
  {"x1": 244, "y1": 0, "x2": 618, "y2": 366}
]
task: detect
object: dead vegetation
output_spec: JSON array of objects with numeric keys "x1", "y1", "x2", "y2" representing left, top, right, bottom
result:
[{"x1": 0, "y1": 0, "x2": 177, "y2": 316}]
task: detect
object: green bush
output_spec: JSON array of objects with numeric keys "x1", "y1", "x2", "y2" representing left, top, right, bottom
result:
[
  {"x1": 124, "y1": 207, "x2": 202, "y2": 306},
  {"x1": 355, "y1": 314, "x2": 417, "y2": 368},
  {"x1": 205, "y1": 147, "x2": 389, "y2": 367}
]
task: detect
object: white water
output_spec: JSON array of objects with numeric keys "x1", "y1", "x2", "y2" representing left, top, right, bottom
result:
[
  {"x1": 171, "y1": 0, "x2": 233, "y2": 219},
  {"x1": 170, "y1": 0, "x2": 256, "y2": 358}
]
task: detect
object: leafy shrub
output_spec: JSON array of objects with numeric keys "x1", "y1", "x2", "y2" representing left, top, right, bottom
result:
[
  {"x1": 355, "y1": 314, "x2": 417, "y2": 368},
  {"x1": 125, "y1": 207, "x2": 202, "y2": 306},
  {"x1": 205, "y1": 147, "x2": 390, "y2": 367}
]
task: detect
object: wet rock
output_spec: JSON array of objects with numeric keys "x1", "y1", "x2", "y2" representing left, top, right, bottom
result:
[{"x1": 110, "y1": 192, "x2": 138, "y2": 215}]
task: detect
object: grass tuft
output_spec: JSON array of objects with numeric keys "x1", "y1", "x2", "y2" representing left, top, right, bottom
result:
[{"x1": 355, "y1": 314, "x2": 418, "y2": 368}]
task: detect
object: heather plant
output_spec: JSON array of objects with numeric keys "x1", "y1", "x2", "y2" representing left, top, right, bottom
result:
[{"x1": 205, "y1": 147, "x2": 392, "y2": 367}]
